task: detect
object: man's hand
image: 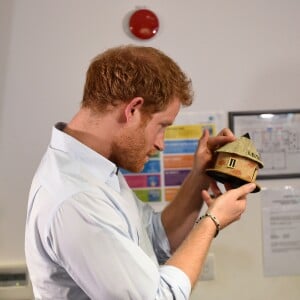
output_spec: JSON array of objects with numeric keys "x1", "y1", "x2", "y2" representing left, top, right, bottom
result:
[
  {"x1": 192, "y1": 128, "x2": 236, "y2": 176},
  {"x1": 201, "y1": 182, "x2": 256, "y2": 230},
  {"x1": 162, "y1": 128, "x2": 238, "y2": 252}
]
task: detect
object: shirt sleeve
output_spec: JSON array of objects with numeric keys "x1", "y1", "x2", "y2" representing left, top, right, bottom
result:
[
  {"x1": 45, "y1": 194, "x2": 191, "y2": 300},
  {"x1": 137, "y1": 201, "x2": 172, "y2": 264},
  {"x1": 138, "y1": 203, "x2": 192, "y2": 299},
  {"x1": 159, "y1": 265, "x2": 191, "y2": 299}
]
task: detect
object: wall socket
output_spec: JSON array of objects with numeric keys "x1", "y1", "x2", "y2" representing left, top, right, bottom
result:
[
  {"x1": 199, "y1": 253, "x2": 215, "y2": 281},
  {"x1": 0, "y1": 264, "x2": 33, "y2": 300}
]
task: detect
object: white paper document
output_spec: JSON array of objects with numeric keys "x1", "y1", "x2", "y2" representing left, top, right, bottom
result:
[{"x1": 261, "y1": 186, "x2": 300, "y2": 276}]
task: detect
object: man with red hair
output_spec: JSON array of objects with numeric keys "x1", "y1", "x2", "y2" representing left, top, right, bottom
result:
[{"x1": 25, "y1": 45, "x2": 255, "y2": 299}]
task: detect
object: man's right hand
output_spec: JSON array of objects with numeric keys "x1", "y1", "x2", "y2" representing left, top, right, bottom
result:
[{"x1": 201, "y1": 182, "x2": 256, "y2": 230}]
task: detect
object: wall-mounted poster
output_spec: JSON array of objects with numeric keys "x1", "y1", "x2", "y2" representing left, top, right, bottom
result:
[
  {"x1": 229, "y1": 109, "x2": 300, "y2": 179},
  {"x1": 261, "y1": 186, "x2": 300, "y2": 277}
]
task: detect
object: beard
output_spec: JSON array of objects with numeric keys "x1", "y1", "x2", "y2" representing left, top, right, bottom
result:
[{"x1": 110, "y1": 125, "x2": 148, "y2": 173}]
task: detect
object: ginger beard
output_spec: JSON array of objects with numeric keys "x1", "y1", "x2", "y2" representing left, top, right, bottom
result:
[{"x1": 111, "y1": 120, "x2": 153, "y2": 173}]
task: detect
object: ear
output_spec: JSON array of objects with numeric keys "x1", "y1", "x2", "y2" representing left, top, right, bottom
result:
[{"x1": 124, "y1": 97, "x2": 144, "y2": 122}]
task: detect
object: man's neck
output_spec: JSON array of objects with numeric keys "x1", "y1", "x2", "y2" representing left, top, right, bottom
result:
[{"x1": 64, "y1": 107, "x2": 120, "y2": 159}]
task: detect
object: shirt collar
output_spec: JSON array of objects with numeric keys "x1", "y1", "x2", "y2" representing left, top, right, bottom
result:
[{"x1": 50, "y1": 122, "x2": 120, "y2": 191}]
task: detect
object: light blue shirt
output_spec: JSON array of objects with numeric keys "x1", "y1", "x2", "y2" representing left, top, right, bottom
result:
[{"x1": 25, "y1": 123, "x2": 191, "y2": 300}]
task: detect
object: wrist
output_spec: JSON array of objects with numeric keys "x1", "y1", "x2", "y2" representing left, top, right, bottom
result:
[
  {"x1": 189, "y1": 169, "x2": 210, "y2": 189},
  {"x1": 195, "y1": 212, "x2": 221, "y2": 238}
]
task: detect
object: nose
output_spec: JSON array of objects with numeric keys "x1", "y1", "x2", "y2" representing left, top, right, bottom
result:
[{"x1": 154, "y1": 132, "x2": 165, "y2": 151}]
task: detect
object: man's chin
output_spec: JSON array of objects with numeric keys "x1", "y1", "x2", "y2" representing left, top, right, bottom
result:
[
  {"x1": 122, "y1": 164, "x2": 145, "y2": 173},
  {"x1": 132, "y1": 165, "x2": 145, "y2": 173}
]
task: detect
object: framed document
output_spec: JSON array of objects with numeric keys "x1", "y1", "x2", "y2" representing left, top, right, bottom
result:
[{"x1": 228, "y1": 109, "x2": 300, "y2": 179}]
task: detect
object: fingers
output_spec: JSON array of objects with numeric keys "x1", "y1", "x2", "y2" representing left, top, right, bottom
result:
[
  {"x1": 198, "y1": 128, "x2": 209, "y2": 147},
  {"x1": 208, "y1": 135, "x2": 235, "y2": 150},
  {"x1": 234, "y1": 183, "x2": 256, "y2": 198},
  {"x1": 201, "y1": 190, "x2": 214, "y2": 207},
  {"x1": 209, "y1": 181, "x2": 222, "y2": 198},
  {"x1": 194, "y1": 129, "x2": 208, "y2": 155},
  {"x1": 224, "y1": 182, "x2": 233, "y2": 191},
  {"x1": 193, "y1": 128, "x2": 236, "y2": 177},
  {"x1": 206, "y1": 128, "x2": 236, "y2": 152},
  {"x1": 221, "y1": 183, "x2": 256, "y2": 203},
  {"x1": 202, "y1": 183, "x2": 254, "y2": 208},
  {"x1": 218, "y1": 128, "x2": 235, "y2": 138},
  {"x1": 197, "y1": 127, "x2": 235, "y2": 154},
  {"x1": 201, "y1": 182, "x2": 255, "y2": 231}
]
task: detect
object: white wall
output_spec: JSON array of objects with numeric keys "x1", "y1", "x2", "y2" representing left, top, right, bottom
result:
[{"x1": 0, "y1": 0, "x2": 299, "y2": 299}]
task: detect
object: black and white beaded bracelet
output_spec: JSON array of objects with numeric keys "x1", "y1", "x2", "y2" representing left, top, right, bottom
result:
[{"x1": 195, "y1": 212, "x2": 221, "y2": 238}]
